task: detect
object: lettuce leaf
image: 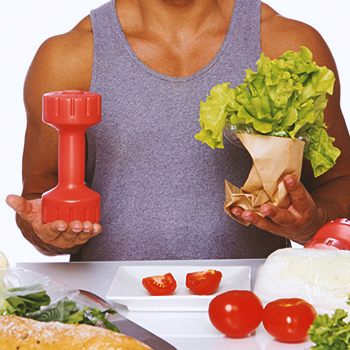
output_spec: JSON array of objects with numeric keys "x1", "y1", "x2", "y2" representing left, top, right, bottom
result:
[
  {"x1": 195, "y1": 46, "x2": 340, "y2": 177},
  {"x1": 308, "y1": 296, "x2": 350, "y2": 349},
  {"x1": 1, "y1": 291, "x2": 50, "y2": 316}
]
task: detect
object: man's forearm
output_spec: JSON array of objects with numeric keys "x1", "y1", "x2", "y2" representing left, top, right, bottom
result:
[{"x1": 310, "y1": 176, "x2": 350, "y2": 228}]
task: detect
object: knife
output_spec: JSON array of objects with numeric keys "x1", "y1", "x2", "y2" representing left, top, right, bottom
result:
[
  {"x1": 77, "y1": 289, "x2": 177, "y2": 350},
  {"x1": 110, "y1": 313, "x2": 177, "y2": 350}
]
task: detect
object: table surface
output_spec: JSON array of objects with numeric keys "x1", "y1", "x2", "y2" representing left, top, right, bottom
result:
[{"x1": 17, "y1": 259, "x2": 314, "y2": 350}]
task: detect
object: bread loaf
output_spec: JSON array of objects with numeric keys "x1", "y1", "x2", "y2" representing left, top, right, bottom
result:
[{"x1": 0, "y1": 315, "x2": 153, "y2": 350}]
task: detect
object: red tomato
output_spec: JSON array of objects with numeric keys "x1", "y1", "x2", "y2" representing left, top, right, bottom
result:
[
  {"x1": 186, "y1": 269, "x2": 223, "y2": 295},
  {"x1": 262, "y1": 298, "x2": 317, "y2": 343},
  {"x1": 208, "y1": 290, "x2": 263, "y2": 338},
  {"x1": 142, "y1": 273, "x2": 177, "y2": 296}
]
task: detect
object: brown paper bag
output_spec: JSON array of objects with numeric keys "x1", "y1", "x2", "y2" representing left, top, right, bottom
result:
[{"x1": 224, "y1": 133, "x2": 305, "y2": 225}]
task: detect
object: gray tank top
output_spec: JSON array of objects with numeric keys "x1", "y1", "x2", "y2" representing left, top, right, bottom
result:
[{"x1": 74, "y1": 0, "x2": 289, "y2": 261}]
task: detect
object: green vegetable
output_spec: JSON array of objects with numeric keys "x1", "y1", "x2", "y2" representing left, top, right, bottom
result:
[
  {"x1": 31, "y1": 306, "x2": 61, "y2": 322},
  {"x1": 0, "y1": 285, "x2": 119, "y2": 333},
  {"x1": 308, "y1": 309, "x2": 350, "y2": 349},
  {"x1": 68, "y1": 306, "x2": 120, "y2": 332},
  {"x1": 28, "y1": 299, "x2": 120, "y2": 333},
  {"x1": 29, "y1": 300, "x2": 77, "y2": 323},
  {"x1": 308, "y1": 296, "x2": 350, "y2": 349},
  {"x1": 1, "y1": 291, "x2": 51, "y2": 316},
  {"x1": 194, "y1": 46, "x2": 340, "y2": 177}
]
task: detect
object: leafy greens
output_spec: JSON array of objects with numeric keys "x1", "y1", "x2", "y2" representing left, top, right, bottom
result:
[
  {"x1": 194, "y1": 46, "x2": 340, "y2": 177},
  {"x1": 308, "y1": 297, "x2": 350, "y2": 349},
  {"x1": 0, "y1": 287, "x2": 119, "y2": 333},
  {"x1": 28, "y1": 299, "x2": 120, "y2": 332},
  {"x1": 0, "y1": 284, "x2": 51, "y2": 317},
  {"x1": 1, "y1": 291, "x2": 50, "y2": 316}
]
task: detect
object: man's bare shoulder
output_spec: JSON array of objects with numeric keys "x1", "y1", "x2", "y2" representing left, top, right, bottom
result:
[
  {"x1": 40, "y1": 15, "x2": 93, "y2": 58},
  {"x1": 24, "y1": 15, "x2": 94, "y2": 116},
  {"x1": 25, "y1": 16, "x2": 94, "y2": 96},
  {"x1": 260, "y1": 3, "x2": 331, "y2": 67}
]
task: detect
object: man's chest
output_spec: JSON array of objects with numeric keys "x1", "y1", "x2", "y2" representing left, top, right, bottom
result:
[{"x1": 123, "y1": 28, "x2": 228, "y2": 78}]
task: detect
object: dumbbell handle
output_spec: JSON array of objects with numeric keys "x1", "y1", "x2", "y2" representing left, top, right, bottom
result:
[{"x1": 58, "y1": 127, "x2": 87, "y2": 188}]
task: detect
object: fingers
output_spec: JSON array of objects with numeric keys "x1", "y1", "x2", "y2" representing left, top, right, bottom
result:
[
  {"x1": 231, "y1": 206, "x2": 244, "y2": 218},
  {"x1": 231, "y1": 205, "x2": 275, "y2": 230},
  {"x1": 259, "y1": 204, "x2": 295, "y2": 227},
  {"x1": 235, "y1": 206, "x2": 298, "y2": 238},
  {"x1": 230, "y1": 175, "x2": 318, "y2": 242},
  {"x1": 242, "y1": 209, "x2": 281, "y2": 233},
  {"x1": 283, "y1": 175, "x2": 311, "y2": 213},
  {"x1": 246, "y1": 176, "x2": 310, "y2": 230},
  {"x1": 68, "y1": 221, "x2": 101, "y2": 244},
  {"x1": 69, "y1": 221, "x2": 101, "y2": 236},
  {"x1": 231, "y1": 203, "x2": 293, "y2": 230},
  {"x1": 43, "y1": 221, "x2": 69, "y2": 241},
  {"x1": 42, "y1": 220, "x2": 102, "y2": 248}
]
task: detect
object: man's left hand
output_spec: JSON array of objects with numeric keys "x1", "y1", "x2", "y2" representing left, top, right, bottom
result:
[{"x1": 230, "y1": 175, "x2": 326, "y2": 245}]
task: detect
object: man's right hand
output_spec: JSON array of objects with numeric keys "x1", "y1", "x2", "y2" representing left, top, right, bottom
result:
[{"x1": 6, "y1": 195, "x2": 102, "y2": 252}]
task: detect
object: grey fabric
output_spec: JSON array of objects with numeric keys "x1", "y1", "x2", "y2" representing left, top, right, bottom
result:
[{"x1": 74, "y1": 0, "x2": 289, "y2": 261}]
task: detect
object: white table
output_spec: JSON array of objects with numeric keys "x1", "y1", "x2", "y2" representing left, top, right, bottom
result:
[{"x1": 18, "y1": 260, "x2": 314, "y2": 350}]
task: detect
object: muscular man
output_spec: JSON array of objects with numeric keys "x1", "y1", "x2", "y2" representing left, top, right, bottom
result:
[{"x1": 6, "y1": 0, "x2": 350, "y2": 260}]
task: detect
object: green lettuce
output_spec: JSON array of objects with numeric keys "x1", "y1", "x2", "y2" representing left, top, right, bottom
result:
[
  {"x1": 29, "y1": 299, "x2": 120, "y2": 332},
  {"x1": 195, "y1": 46, "x2": 340, "y2": 177},
  {"x1": 0, "y1": 287, "x2": 51, "y2": 317},
  {"x1": 308, "y1": 296, "x2": 350, "y2": 349}
]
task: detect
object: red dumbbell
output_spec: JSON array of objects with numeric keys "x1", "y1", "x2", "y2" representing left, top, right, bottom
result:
[
  {"x1": 304, "y1": 218, "x2": 350, "y2": 250},
  {"x1": 41, "y1": 90, "x2": 101, "y2": 224}
]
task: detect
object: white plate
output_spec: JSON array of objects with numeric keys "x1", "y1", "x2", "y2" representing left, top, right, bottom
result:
[{"x1": 106, "y1": 265, "x2": 251, "y2": 311}]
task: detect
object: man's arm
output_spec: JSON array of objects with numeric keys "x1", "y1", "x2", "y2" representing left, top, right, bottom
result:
[
  {"x1": 231, "y1": 4, "x2": 350, "y2": 244},
  {"x1": 6, "y1": 16, "x2": 102, "y2": 256}
]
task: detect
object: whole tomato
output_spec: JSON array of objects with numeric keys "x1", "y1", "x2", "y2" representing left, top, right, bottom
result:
[
  {"x1": 186, "y1": 269, "x2": 223, "y2": 295},
  {"x1": 208, "y1": 290, "x2": 263, "y2": 337},
  {"x1": 142, "y1": 273, "x2": 177, "y2": 296},
  {"x1": 262, "y1": 298, "x2": 317, "y2": 342}
]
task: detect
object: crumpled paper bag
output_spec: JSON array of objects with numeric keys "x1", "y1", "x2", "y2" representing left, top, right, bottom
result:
[{"x1": 224, "y1": 133, "x2": 305, "y2": 225}]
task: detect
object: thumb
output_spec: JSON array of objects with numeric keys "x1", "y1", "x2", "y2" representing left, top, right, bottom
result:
[{"x1": 6, "y1": 195, "x2": 32, "y2": 216}]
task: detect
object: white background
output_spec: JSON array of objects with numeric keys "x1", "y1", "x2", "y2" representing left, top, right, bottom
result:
[{"x1": 1, "y1": 0, "x2": 349, "y2": 267}]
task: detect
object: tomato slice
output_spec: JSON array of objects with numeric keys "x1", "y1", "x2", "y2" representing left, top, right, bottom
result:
[
  {"x1": 142, "y1": 273, "x2": 177, "y2": 296},
  {"x1": 186, "y1": 269, "x2": 223, "y2": 295},
  {"x1": 262, "y1": 298, "x2": 317, "y2": 343}
]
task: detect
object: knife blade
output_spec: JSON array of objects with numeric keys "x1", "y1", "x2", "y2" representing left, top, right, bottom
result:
[
  {"x1": 77, "y1": 289, "x2": 177, "y2": 350},
  {"x1": 110, "y1": 313, "x2": 177, "y2": 350}
]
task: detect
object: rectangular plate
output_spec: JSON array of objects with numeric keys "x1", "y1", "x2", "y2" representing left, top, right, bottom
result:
[{"x1": 106, "y1": 265, "x2": 250, "y2": 312}]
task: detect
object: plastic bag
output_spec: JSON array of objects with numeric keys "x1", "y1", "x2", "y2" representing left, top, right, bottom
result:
[
  {"x1": 223, "y1": 123, "x2": 310, "y2": 150},
  {"x1": 0, "y1": 268, "x2": 112, "y2": 323},
  {"x1": 253, "y1": 248, "x2": 350, "y2": 315}
]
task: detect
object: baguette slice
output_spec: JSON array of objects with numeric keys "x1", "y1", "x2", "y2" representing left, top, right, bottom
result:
[{"x1": 0, "y1": 315, "x2": 153, "y2": 350}]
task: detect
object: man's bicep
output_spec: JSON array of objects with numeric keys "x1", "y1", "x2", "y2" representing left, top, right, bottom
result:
[{"x1": 21, "y1": 22, "x2": 94, "y2": 198}]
